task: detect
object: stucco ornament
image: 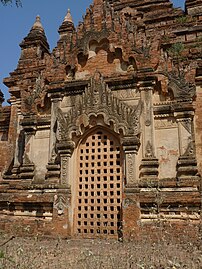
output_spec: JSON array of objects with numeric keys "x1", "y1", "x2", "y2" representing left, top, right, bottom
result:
[
  {"x1": 56, "y1": 71, "x2": 143, "y2": 141},
  {"x1": 54, "y1": 195, "x2": 67, "y2": 215}
]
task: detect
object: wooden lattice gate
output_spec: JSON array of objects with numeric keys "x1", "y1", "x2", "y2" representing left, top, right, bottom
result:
[{"x1": 75, "y1": 129, "x2": 123, "y2": 239}]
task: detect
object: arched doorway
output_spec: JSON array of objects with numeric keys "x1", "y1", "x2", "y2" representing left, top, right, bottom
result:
[{"x1": 74, "y1": 128, "x2": 123, "y2": 239}]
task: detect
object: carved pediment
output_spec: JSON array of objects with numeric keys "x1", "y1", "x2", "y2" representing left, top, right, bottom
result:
[
  {"x1": 56, "y1": 71, "x2": 142, "y2": 141},
  {"x1": 167, "y1": 71, "x2": 196, "y2": 100}
]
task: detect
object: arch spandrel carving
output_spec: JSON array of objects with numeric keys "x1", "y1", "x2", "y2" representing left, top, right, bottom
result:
[{"x1": 55, "y1": 71, "x2": 143, "y2": 143}]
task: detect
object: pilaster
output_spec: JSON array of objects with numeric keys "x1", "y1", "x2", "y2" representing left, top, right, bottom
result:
[
  {"x1": 57, "y1": 140, "x2": 75, "y2": 187},
  {"x1": 121, "y1": 136, "x2": 141, "y2": 239},
  {"x1": 9, "y1": 97, "x2": 23, "y2": 179},
  {"x1": 175, "y1": 111, "x2": 199, "y2": 181},
  {"x1": 138, "y1": 78, "x2": 159, "y2": 180},
  {"x1": 19, "y1": 114, "x2": 37, "y2": 180},
  {"x1": 46, "y1": 93, "x2": 63, "y2": 182},
  {"x1": 122, "y1": 136, "x2": 139, "y2": 186}
]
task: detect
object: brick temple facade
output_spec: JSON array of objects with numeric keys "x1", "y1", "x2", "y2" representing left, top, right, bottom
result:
[{"x1": 0, "y1": 0, "x2": 202, "y2": 239}]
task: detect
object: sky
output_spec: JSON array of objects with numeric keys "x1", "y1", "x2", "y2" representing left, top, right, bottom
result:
[{"x1": 0, "y1": 0, "x2": 185, "y2": 103}]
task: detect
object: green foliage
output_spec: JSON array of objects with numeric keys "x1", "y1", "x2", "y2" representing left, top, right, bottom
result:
[
  {"x1": 196, "y1": 36, "x2": 202, "y2": 43},
  {"x1": 1, "y1": 0, "x2": 22, "y2": 7},
  {"x1": 0, "y1": 250, "x2": 5, "y2": 259},
  {"x1": 162, "y1": 35, "x2": 171, "y2": 43},
  {"x1": 176, "y1": 16, "x2": 188, "y2": 24},
  {"x1": 165, "y1": 42, "x2": 188, "y2": 79},
  {"x1": 167, "y1": 42, "x2": 185, "y2": 58}
]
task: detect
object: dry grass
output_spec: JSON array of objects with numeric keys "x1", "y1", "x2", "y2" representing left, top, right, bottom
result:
[{"x1": 0, "y1": 232, "x2": 202, "y2": 269}]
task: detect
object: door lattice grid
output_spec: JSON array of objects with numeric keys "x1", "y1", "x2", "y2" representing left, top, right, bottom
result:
[{"x1": 75, "y1": 130, "x2": 123, "y2": 238}]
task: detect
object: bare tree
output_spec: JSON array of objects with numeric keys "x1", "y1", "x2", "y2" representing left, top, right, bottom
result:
[{"x1": 1, "y1": 0, "x2": 22, "y2": 7}]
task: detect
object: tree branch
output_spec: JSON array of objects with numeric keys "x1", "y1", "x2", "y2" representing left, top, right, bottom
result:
[{"x1": 1, "y1": 0, "x2": 22, "y2": 7}]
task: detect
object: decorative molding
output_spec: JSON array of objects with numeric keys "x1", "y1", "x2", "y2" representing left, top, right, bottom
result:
[
  {"x1": 145, "y1": 141, "x2": 155, "y2": 158},
  {"x1": 35, "y1": 130, "x2": 50, "y2": 139},
  {"x1": 144, "y1": 90, "x2": 151, "y2": 127},
  {"x1": 112, "y1": 88, "x2": 140, "y2": 101},
  {"x1": 23, "y1": 152, "x2": 33, "y2": 165},
  {"x1": 183, "y1": 140, "x2": 194, "y2": 157},
  {"x1": 56, "y1": 71, "x2": 143, "y2": 140},
  {"x1": 180, "y1": 119, "x2": 192, "y2": 134},
  {"x1": 155, "y1": 119, "x2": 178, "y2": 129},
  {"x1": 167, "y1": 71, "x2": 196, "y2": 100},
  {"x1": 53, "y1": 194, "x2": 67, "y2": 215},
  {"x1": 24, "y1": 73, "x2": 46, "y2": 113},
  {"x1": 22, "y1": 133, "x2": 34, "y2": 166},
  {"x1": 55, "y1": 108, "x2": 70, "y2": 141},
  {"x1": 127, "y1": 153, "x2": 134, "y2": 183},
  {"x1": 139, "y1": 157, "x2": 159, "y2": 180},
  {"x1": 60, "y1": 156, "x2": 69, "y2": 185}
]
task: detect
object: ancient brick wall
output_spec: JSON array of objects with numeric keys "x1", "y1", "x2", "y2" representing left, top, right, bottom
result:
[
  {"x1": 0, "y1": 105, "x2": 15, "y2": 179},
  {"x1": 0, "y1": 0, "x2": 201, "y2": 239},
  {"x1": 195, "y1": 86, "x2": 202, "y2": 174}
]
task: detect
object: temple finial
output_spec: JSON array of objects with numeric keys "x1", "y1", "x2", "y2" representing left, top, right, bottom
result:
[
  {"x1": 32, "y1": 15, "x2": 44, "y2": 30},
  {"x1": 20, "y1": 14, "x2": 49, "y2": 52},
  {"x1": 64, "y1": 9, "x2": 73, "y2": 23}
]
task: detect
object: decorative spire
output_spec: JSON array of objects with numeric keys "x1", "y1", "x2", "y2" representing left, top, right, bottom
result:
[
  {"x1": 58, "y1": 8, "x2": 75, "y2": 37},
  {"x1": 64, "y1": 9, "x2": 73, "y2": 23},
  {"x1": 32, "y1": 15, "x2": 44, "y2": 31},
  {"x1": 20, "y1": 15, "x2": 50, "y2": 52}
]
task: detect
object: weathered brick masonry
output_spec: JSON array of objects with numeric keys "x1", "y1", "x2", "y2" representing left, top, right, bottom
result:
[{"x1": 0, "y1": 0, "x2": 202, "y2": 239}]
